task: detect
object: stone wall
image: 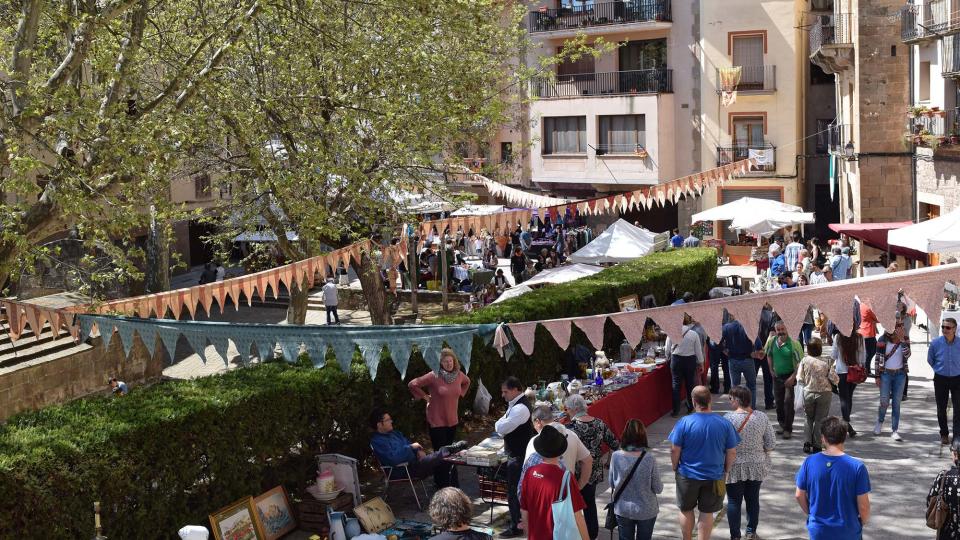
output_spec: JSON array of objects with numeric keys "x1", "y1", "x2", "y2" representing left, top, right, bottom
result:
[
  {"x1": 0, "y1": 334, "x2": 165, "y2": 421},
  {"x1": 917, "y1": 147, "x2": 960, "y2": 212},
  {"x1": 857, "y1": 155, "x2": 913, "y2": 222}
]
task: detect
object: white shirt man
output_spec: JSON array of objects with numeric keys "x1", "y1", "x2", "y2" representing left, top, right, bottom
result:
[{"x1": 321, "y1": 278, "x2": 340, "y2": 325}]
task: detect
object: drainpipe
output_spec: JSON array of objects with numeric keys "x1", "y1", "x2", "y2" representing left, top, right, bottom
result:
[{"x1": 909, "y1": 41, "x2": 918, "y2": 222}]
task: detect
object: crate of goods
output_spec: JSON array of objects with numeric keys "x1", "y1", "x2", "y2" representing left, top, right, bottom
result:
[{"x1": 295, "y1": 491, "x2": 354, "y2": 533}]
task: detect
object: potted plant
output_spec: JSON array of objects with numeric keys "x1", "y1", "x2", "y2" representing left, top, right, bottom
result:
[{"x1": 950, "y1": 131, "x2": 959, "y2": 145}]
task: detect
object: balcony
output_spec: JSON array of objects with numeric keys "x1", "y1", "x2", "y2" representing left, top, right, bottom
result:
[
  {"x1": 809, "y1": 13, "x2": 854, "y2": 74},
  {"x1": 595, "y1": 143, "x2": 648, "y2": 156},
  {"x1": 530, "y1": 68, "x2": 672, "y2": 99},
  {"x1": 901, "y1": 1, "x2": 955, "y2": 43},
  {"x1": 827, "y1": 123, "x2": 851, "y2": 155},
  {"x1": 716, "y1": 143, "x2": 776, "y2": 173},
  {"x1": 944, "y1": 34, "x2": 960, "y2": 76},
  {"x1": 528, "y1": 0, "x2": 671, "y2": 34},
  {"x1": 715, "y1": 65, "x2": 776, "y2": 94}
]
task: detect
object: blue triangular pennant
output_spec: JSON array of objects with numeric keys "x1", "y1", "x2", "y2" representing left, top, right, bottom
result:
[
  {"x1": 445, "y1": 331, "x2": 476, "y2": 373},
  {"x1": 302, "y1": 337, "x2": 328, "y2": 368},
  {"x1": 232, "y1": 336, "x2": 255, "y2": 367},
  {"x1": 256, "y1": 339, "x2": 276, "y2": 362},
  {"x1": 387, "y1": 340, "x2": 413, "y2": 378},
  {"x1": 279, "y1": 338, "x2": 303, "y2": 363},
  {"x1": 157, "y1": 326, "x2": 181, "y2": 365},
  {"x1": 78, "y1": 315, "x2": 95, "y2": 342},
  {"x1": 331, "y1": 339, "x2": 356, "y2": 372},
  {"x1": 182, "y1": 330, "x2": 210, "y2": 364},
  {"x1": 100, "y1": 322, "x2": 115, "y2": 353},
  {"x1": 114, "y1": 320, "x2": 137, "y2": 359},
  {"x1": 421, "y1": 339, "x2": 443, "y2": 372},
  {"x1": 134, "y1": 323, "x2": 159, "y2": 358},
  {"x1": 208, "y1": 333, "x2": 232, "y2": 367},
  {"x1": 357, "y1": 340, "x2": 385, "y2": 379}
]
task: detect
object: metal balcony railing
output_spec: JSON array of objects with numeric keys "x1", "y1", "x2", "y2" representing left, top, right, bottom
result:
[
  {"x1": 906, "y1": 108, "x2": 960, "y2": 138},
  {"x1": 530, "y1": 68, "x2": 672, "y2": 98},
  {"x1": 809, "y1": 13, "x2": 853, "y2": 53},
  {"x1": 901, "y1": 0, "x2": 954, "y2": 42},
  {"x1": 716, "y1": 143, "x2": 776, "y2": 172},
  {"x1": 715, "y1": 65, "x2": 776, "y2": 92},
  {"x1": 944, "y1": 34, "x2": 960, "y2": 76},
  {"x1": 528, "y1": 0, "x2": 671, "y2": 33},
  {"x1": 827, "y1": 123, "x2": 851, "y2": 154},
  {"x1": 595, "y1": 143, "x2": 647, "y2": 156}
]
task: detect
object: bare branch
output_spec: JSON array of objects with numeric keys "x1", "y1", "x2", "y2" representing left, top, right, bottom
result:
[
  {"x1": 99, "y1": 0, "x2": 149, "y2": 119},
  {"x1": 9, "y1": 0, "x2": 42, "y2": 115}
]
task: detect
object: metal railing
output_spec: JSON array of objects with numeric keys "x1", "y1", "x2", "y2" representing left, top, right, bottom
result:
[
  {"x1": 528, "y1": 0, "x2": 671, "y2": 33},
  {"x1": 907, "y1": 108, "x2": 960, "y2": 137},
  {"x1": 530, "y1": 68, "x2": 672, "y2": 98},
  {"x1": 945, "y1": 34, "x2": 960, "y2": 76},
  {"x1": 809, "y1": 13, "x2": 853, "y2": 54},
  {"x1": 716, "y1": 143, "x2": 776, "y2": 172},
  {"x1": 827, "y1": 123, "x2": 851, "y2": 154},
  {"x1": 716, "y1": 65, "x2": 776, "y2": 92},
  {"x1": 901, "y1": 0, "x2": 953, "y2": 42}
]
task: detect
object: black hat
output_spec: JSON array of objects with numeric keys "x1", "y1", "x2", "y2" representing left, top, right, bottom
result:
[{"x1": 533, "y1": 425, "x2": 568, "y2": 459}]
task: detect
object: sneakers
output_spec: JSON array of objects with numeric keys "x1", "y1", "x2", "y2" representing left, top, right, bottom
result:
[
  {"x1": 498, "y1": 528, "x2": 522, "y2": 539},
  {"x1": 873, "y1": 421, "x2": 882, "y2": 436},
  {"x1": 775, "y1": 426, "x2": 784, "y2": 435},
  {"x1": 891, "y1": 432, "x2": 903, "y2": 442},
  {"x1": 782, "y1": 431, "x2": 792, "y2": 440},
  {"x1": 803, "y1": 442, "x2": 812, "y2": 454},
  {"x1": 848, "y1": 426, "x2": 857, "y2": 438},
  {"x1": 744, "y1": 532, "x2": 760, "y2": 540}
]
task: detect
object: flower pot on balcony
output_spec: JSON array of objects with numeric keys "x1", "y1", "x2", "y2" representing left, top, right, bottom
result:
[
  {"x1": 934, "y1": 110, "x2": 947, "y2": 117},
  {"x1": 950, "y1": 135, "x2": 959, "y2": 144}
]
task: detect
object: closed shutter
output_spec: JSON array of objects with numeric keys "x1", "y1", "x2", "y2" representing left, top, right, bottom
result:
[{"x1": 719, "y1": 188, "x2": 781, "y2": 242}]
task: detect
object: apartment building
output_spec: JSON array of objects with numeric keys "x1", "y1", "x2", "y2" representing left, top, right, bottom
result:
[
  {"x1": 810, "y1": 0, "x2": 912, "y2": 228},
  {"x1": 901, "y1": 0, "x2": 960, "y2": 244}
]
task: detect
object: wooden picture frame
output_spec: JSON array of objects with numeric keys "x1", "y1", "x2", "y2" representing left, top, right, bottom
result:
[
  {"x1": 209, "y1": 496, "x2": 266, "y2": 540},
  {"x1": 618, "y1": 294, "x2": 640, "y2": 312},
  {"x1": 253, "y1": 486, "x2": 297, "y2": 540}
]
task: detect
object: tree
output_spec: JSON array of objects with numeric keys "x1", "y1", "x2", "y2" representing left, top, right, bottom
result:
[
  {"x1": 0, "y1": 0, "x2": 262, "y2": 295},
  {"x1": 198, "y1": 0, "x2": 532, "y2": 324}
]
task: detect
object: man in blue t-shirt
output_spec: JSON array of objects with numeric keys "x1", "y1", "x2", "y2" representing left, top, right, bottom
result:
[
  {"x1": 668, "y1": 386, "x2": 739, "y2": 540},
  {"x1": 795, "y1": 416, "x2": 871, "y2": 540},
  {"x1": 670, "y1": 229, "x2": 684, "y2": 248}
]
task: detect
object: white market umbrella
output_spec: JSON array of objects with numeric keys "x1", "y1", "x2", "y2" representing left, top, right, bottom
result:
[
  {"x1": 728, "y1": 211, "x2": 815, "y2": 238},
  {"x1": 568, "y1": 219, "x2": 657, "y2": 264},
  {"x1": 492, "y1": 284, "x2": 533, "y2": 304},
  {"x1": 523, "y1": 263, "x2": 604, "y2": 287},
  {"x1": 450, "y1": 205, "x2": 505, "y2": 216},
  {"x1": 889, "y1": 209, "x2": 960, "y2": 253},
  {"x1": 690, "y1": 197, "x2": 805, "y2": 224}
]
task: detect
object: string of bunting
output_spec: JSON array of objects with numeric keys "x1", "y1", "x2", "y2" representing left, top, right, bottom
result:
[
  {"x1": 76, "y1": 315, "x2": 498, "y2": 379},
  {"x1": 503, "y1": 263, "x2": 960, "y2": 358}
]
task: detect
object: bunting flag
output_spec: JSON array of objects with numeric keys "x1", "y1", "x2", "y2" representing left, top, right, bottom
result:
[
  {"x1": 476, "y1": 173, "x2": 568, "y2": 208},
  {"x1": 506, "y1": 263, "x2": 960, "y2": 357},
  {"x1": 75, "y1": 315, "x2": 499, "y2": 379}
]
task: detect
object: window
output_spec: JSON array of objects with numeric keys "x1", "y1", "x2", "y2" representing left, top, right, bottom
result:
[
  {"x1": 920, "y1": 61, "x2": 931, "y2": 102},
  {"x1": 619, "y1": 39, "x2": 667, "y2": 71},
  {"x1": 543, "y1": 116, "x2": 586, "y2": 154},
  {"x1": 194, "y1": 174, "x2": 211, "y2": 199},
  {"x1": 732, "y1": 35, "x2": 764, "y2": 89},
  {"x1": 557, "y1": 47, "x2": 595, "y2": 80},
  {"x1": 598, "y1": 115, "x2": 646, "y2": 154},
  {"x1": 501, "y1": 142, "x2": 513, "y2": 164},
  {"x1": 815, "y1": 119, "x2": 832, "y2": 154},
  {"x1": 732, "y1": 116, "x2": 765, "y2": 146}
]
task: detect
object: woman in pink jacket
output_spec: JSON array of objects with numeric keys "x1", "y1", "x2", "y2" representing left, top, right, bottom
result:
[{"x1": 408, "y1": 348, "x2": 471, "y2": 487}]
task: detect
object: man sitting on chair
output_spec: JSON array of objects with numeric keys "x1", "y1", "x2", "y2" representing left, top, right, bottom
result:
[{"x1": 370, "y1": 408, "x2": 467, "y2": 479}]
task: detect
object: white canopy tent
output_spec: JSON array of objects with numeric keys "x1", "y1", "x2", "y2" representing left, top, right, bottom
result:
[
  {"x1": 568, "y1": 219, "x2": 657, "y2": 264},
  {"x1": 450, "y1": 205, "x2": 505, "y2": 216},
  {"x1": 690, "y1": 197, "x2": 813, "y2": 238},
  {"x1": 492, "y1": 284, "x2": 533, "y2": 304},
  {"x1": 888, "y1": 209, "x2": 960, "y2": 253},
  {"x1": 523, "y1": 263, "x2": 604, "y2": 287}
]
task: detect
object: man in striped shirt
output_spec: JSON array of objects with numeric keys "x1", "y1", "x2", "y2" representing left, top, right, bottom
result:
[{"x1": 783, "y1": 231, "x2": 804, "y2": 276}]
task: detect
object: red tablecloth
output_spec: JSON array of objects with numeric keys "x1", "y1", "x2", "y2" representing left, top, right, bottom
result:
[{"x1": 587, "y1": 364, "x2": 673, "y2": 436}]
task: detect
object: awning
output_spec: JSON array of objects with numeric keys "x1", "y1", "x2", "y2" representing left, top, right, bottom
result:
[
  {"x1": 888, "y1": 209, "x2": 960, "y2": 254},
  {"x1": 828, "y1": 222, "x2": 926, "y2": 260}
]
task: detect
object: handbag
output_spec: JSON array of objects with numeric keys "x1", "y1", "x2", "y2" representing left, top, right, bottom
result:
[
  {"x1": 604, "y1": 451, "x2": 646, "y2": 530},
  {"x1": 846, "y1": 364, "x2": 867, "y2": 384},
  {"x1": 551, "y1": 470, "x2": 581, "y2": 540},
  {"x1": 927, "y1": 471, "x2": 951, "y2": 530}
]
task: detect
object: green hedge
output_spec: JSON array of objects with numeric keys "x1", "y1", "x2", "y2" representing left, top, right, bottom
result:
[
  {"x1": 434, "y1": 248, "x2": 718, "y2": 324},
  {"x1": 0, "y1": 249, "x2": 716, "y2": 537}
]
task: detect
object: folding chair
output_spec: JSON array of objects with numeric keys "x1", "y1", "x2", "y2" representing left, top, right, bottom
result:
[{"x1": 370, "y1": 446, "x2": 430, "y2": 510}]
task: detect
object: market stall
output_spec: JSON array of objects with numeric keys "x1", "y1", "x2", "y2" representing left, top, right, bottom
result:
[
  {"x1": 888, "y1": 209, "x2": 960, "y2": 256},
  {"x1": 522, "y1": 263, "x2": 604, "y2": 287},
  {"x1": 567, "y1": 219, "x2": 657, "y2": 264},
  {"x1": 691, "y1": 197, "x2": 813, "y2": 263},
  {"x1": 586, "y1": 363, "x2": 673, "y2": 434}
]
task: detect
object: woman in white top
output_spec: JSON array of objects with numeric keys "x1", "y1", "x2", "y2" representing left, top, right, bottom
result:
[
  {"x1": 831, "y1": 328, "x2": 865, "y2": 437},
  {"x1": 874, "y1": 321, "x2": 911, "y2": 441},
  {"x1": 724, "y1": 385, "x2": 775, "y2": 540}
]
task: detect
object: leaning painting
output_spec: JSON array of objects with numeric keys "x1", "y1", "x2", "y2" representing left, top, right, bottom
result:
[
  {"x1": 210, "y1": 497, "x2": 265, "y2": 540},
  {"x1": 254, "y1": 486, "x2": 297, "y2": 540}
]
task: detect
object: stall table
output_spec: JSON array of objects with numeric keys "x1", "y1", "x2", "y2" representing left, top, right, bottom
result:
[{"x1": 586, "y1": 364, "x2": 673, "y2": 436}]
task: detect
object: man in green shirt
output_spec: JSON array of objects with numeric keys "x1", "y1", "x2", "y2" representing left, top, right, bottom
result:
[{"x1": 765, "y1": 320, "x2": 803, "y2": 439}]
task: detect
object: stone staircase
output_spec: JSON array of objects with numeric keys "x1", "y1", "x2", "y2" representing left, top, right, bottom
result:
[{"x1": 0, "y1": 322, "x2": 86, "y2": 373}]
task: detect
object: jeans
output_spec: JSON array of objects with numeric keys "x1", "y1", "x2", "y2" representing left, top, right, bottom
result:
[
  {"x1": 506, "y1": 457, "x2": 522, "y2": 529},
  {"x1": 709, "y1": 346, "x2": 730, "y2": 394},
  {"x1": 934, "y1": 374, "x2": 960, "y2": 438},
  {"x1": 580, "y1": 482, "x2": 598, "y2": 540},
  {"x1": 836, "y1": 376, "x2": 857, "y2": 423},
  {"x1": 429, "y1": 426, "x2": 458, "y2": 488},
  {"x1": 326, "y1": 305, "x2": 339, "y2": 324},
  {"x1": 756, "y1": 358, "x2": 775, "y2": 408},
  {"x1": 877, "y1": 370, "x2": 907, "y2": 432},
  {"x1": 729, "y1": 358, "x2": 758, "y2": 409},
  {"x1": 799, "y1": 323, "x2": 814, "y2": 347},
  {"x1": 616, "y1": 515, "x2": 656, "y2": 540},
  {"x1": 773, "y1": 373, "x2": 796, "y2": 433},
  {"x1": 671, "y1": 355, "x2": 698, "y2": 414},
  {"x1": 726, "y1": 480, "x2": 762, "y2": 539},
  {"x1": 803, "y1": 390, "x2": 832, "y2": 448},
  {"x1": 864, "y1": 337, "x2": 877, "y2": 376}
]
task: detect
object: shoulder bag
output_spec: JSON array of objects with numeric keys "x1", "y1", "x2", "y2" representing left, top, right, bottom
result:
[
  {"x1": 604, "y1": 451, "x2": 646, "y2": 530},
  {"x1": 844, "y1": 341, "x2": 868, "y2": 384},
  {"x1": 927, "y1": 470, "x2": 951, "y2": 530},
  {"x1": 551, "y1": 470, "x2": 581, "y2": 540}
]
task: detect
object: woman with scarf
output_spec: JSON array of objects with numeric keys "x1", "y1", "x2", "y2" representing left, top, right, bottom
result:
[
  {"x1": 874, "y1": 320, "x2": 911, "y2": 441},
  {"x1": 830, "y1": 328, "x2": 866, "y2": 437},
  {"x1": 409, "y1": 349, "x2": 471, "y2": 487}
]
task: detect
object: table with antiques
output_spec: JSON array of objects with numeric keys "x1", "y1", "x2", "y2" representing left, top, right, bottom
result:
[{"x1": 443, "y1": 436, "x2": 509, "y2": 523}]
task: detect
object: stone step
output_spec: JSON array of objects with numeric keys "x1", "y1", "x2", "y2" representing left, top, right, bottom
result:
[{"x1": 0, "y1": 331, "x2": 83, "y2": 370}]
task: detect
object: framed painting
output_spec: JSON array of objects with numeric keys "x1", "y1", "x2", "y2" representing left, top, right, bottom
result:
[
  {"x1": 618, "y1": 294, "x2": 639, "y2": 312},
  {"x1": 253, "y1": 486, "x2": 297, "y2": 540},
  {"x1": 209, "y1": 496, "x2": 266, "y2": 540}
]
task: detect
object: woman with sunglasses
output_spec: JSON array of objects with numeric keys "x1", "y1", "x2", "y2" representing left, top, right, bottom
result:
[{"x1": 873, "y1": 322, "x2": 911, "y2": 441}]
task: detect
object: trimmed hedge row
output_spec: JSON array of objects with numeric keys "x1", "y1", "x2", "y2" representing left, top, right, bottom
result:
[{"x1": 0, "y1": 249, "x2": 717, "y2": 537}]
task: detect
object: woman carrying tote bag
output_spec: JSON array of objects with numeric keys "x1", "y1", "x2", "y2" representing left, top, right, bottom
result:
[{"x1": 607, "y1": 419, "x2": 662, "y2": 540}]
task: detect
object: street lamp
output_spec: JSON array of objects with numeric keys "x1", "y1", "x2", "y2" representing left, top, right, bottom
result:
[{"x1": 843, "y1": 141, "x2": 856, "y2": 160}]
